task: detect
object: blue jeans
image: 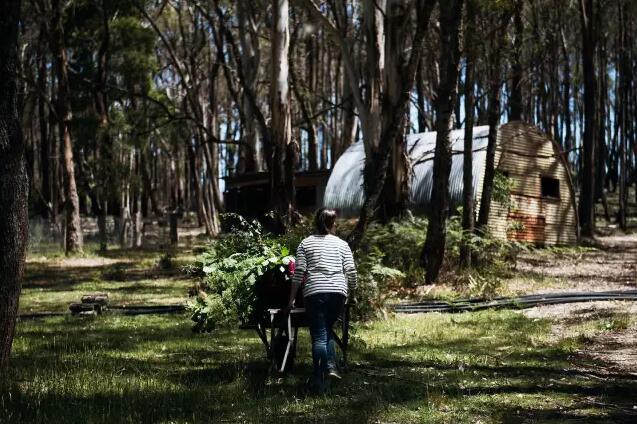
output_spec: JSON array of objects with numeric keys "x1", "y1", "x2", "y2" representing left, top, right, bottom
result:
[{"x1": 304, "y1": 292, "x2": 346, "y2": 389}]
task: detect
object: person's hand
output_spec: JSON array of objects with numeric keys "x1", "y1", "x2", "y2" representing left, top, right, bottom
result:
[{"x1": 284, "y1": 300, "x2": 295, "y2": 313}]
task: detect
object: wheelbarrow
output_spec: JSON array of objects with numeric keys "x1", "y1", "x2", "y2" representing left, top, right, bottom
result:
[{"x1": 242, "y1": 303, "x2": 351, "y2": 373}]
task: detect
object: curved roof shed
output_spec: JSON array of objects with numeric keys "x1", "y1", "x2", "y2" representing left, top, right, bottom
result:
[{"x1": 323, "y1": 121, "x2": 579, "y2": 246}]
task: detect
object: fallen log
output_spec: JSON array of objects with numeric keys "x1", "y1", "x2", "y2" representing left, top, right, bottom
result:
[
  {"x1": 81, "y1": 293, "x2": 109, "y2": 305},
  {"x1": 69, "y1": 302, "x2": 105, "y2": 315}
]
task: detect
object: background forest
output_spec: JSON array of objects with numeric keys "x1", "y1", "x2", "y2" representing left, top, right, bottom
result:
[
  {"x1": 15, "y1": 0, "x2": 637, "y2": 249},
  {"x1": 1, "y1": 0, "x2": 637, "y2": 422}
]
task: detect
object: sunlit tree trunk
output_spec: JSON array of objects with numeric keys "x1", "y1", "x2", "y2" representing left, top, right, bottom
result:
[
  {"x1": 270, "y1": 0, "x2": 298, "y2": 232},
  {"x1": 52, "y1": 0, "x2": 83, "y2": 254}
]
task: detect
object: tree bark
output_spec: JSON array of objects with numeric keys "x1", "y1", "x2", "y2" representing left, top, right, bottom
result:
[
  {"x1": 509, "y1": 0, "x2": 524, "y2": 121},
  {"x1": 617, "y1": 0, "x2": 628, "y2": 230},
  {"x1": 477, "y1": 10, "x2": 510, "y2": 231},
  {"x1": 420, "y1": 0, "x2": 464, "y2": 283},
  {"x1": 38, "y1": 24, "x2": 51, "y2": 219},
  {"x1": 270, "y1": 0, "x2": 298, "y2": 232},
  {"x1": 0, "y1": 0, "x2": 27, "y2": 370},
  {"x1": 51, "y1": 0, "x2": 83, "y2": 254},
  {"x1": 578, "y1": 0, "x2": 598, "y2": 238},
  {"x1": 460, "y1": 0, "x2": 476, "y2": 269},
  {"x1": 94, "y1": 4, "x2": 111, "y2": 251},
  {"x1": 347, "y1": 0, "x2": 436, "y2": 248},
  {"x1": 236, "y1": 0, "x2": 261, "y2": 173}
]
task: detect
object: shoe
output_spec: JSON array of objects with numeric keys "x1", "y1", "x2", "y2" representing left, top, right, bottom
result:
[{"x1": 327, "y1": 368, "x2": 342, "y2": 381}]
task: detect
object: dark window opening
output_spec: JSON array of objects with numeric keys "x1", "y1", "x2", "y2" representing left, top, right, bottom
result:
[{"x1": 541, "y1": 176, "x2": 560, "y2": 199}]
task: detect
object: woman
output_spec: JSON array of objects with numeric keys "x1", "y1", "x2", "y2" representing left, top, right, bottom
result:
[{"x1": 287, "y1": 208, "x2": 357, "y2": 393}]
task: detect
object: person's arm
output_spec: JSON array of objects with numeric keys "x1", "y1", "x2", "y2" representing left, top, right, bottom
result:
[
  {"x1": 287, "y1": 242, "x2": 306, "y2": 309},
  {"x1": 342, "y1": 243, "x2": 357, "y2": 300}
]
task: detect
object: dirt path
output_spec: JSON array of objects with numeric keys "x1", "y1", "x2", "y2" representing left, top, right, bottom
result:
[
  {"x1": 520, "y1": 233, "x2": 637, "y2": 392},
  {"x1": 514, "y1": 233, "x2": 637, "y2": 293}
]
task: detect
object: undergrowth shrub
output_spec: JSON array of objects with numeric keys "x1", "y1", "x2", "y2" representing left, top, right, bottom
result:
[
  {"x1": 188, "y1": 215, "x2": 296, "y2": 332},
  {"x1": 189, "y1": 211, "x2": 526, "y2": 330}
]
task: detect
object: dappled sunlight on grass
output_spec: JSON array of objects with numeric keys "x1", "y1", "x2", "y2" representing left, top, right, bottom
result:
[
  {"x1": 2, "y1": 311, "x2": 635, "y2": 423},
  {"x1": 20, "y1": 247, "x2": 196, "y2": 313}
]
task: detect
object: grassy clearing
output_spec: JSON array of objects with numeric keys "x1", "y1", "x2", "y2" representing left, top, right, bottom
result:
[
  {"x1": 8, "y1": 243, "x2": 636, "y2": 423},
  {"x1": 21, "y1": 247, "x2": 195, "y2": 314},
  {"x1": 2, "y1": 310, "x2": 635, "y2": 423}
]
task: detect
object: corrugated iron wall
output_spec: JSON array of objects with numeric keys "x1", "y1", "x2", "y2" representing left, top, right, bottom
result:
[{"x1": 323, "y1": 126, "x2": 491, "y2": 217}]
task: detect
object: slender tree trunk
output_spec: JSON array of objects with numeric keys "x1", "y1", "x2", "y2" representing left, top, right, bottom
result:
[
  {"x1": 477, "y1": 14, "x2": 508, "y2": 230},
  {"x1": 381, "y1": 0, "x2": 412, "y2": 221},
  {"x1": 94, "y1": 7, "x2": 110, "y2": 251},
  {"x1": 618, "y1": 0, "x2": 628, "y2": 230},
  {"x1": 236, "y1": 0, "x2": 260, "y2": 173},
  {"x1": 140, "y1": 146, "x2": 160, "y2": 217},
  {"x1": 477, "y1": 90, "x2": 502, "y2": 229},
  {"x1": 416, "y1": 58, "x2": 428, "y2": 132},
  {"x1": 38, "y1": 26, "x2": 51, "y2": 219},
  {"x1": 510, "y1": 0, "x2": 524, "y2": 121},
  {"x1": 561, "y1": 27, "x2": 573, "y2": 163},
  {"x1": 0, "y1": 0, "x2": 27, "y2": 370},
  {"x1": 460, "y1": 0, "x2": 476, "y2": 269},
  {"x1": 270, "y1": 0, "x2": 297, "y2": 232},
  {"x1": 578, "y1": 0, "x2": 598, "y2": 238},
  {"x1": 596, "y1": 34, "x2": 610, "y2": 222},
  {"x1": 347, "y1": 0, "x2": 436, "y2": 248},
  {"x1": 421, "y1": 0, "x2": 464, "y2": 283},
  {"x1": 305, "y1": 31, "x2": 319, "y2": 171},
  {"x1": 52, "y1": 0, "x2": 82, "y2": 254}
]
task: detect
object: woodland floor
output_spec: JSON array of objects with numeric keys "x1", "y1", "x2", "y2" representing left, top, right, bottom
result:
[{"x1": 1, "y1": 231, "x2": 636, "y2": 423}]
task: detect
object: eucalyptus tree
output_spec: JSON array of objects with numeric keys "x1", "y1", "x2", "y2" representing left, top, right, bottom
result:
[
  {"x1": 0, "y1": 0, "x2": 27, "y2": 370},
  {"x1": 298, "y1": 0, "x2": 437, "y2": 247},
  {"x1": 578, "y1": 0, "x2": 599, "y2": 238},
  {"x1": 421, "y1": 0, "x2": 464, "y2": 283},
  {"x1": 51, "y1": 0, "x2": 83, "y2": 253}
]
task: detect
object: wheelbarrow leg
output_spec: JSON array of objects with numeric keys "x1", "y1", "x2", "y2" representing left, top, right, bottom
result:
[
  {"x1": 279, "y1": 315, "x2": 297, "y2": 373},
  {"x1": 270, "y1": 312, "x2": 277, "y2": 371}
]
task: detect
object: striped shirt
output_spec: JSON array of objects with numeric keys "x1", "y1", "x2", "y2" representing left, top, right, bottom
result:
[{"x1": 292, "y1": 234, "x2": 357, "y2": 298}]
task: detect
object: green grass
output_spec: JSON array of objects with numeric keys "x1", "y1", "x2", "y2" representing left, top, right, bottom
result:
[
  {"x1": 21, "y1": 248, "x2": 195, "y2": 314},
  {"x1": 5, "y1": 245, "x2": 635, "y2": 423},
  {"x1": 2, "y1": 311, "x2": 635, "y2": 423}
]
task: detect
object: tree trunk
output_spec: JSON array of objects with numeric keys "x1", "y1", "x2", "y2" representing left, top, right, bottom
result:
[
  {"x1": 236, "y1": 0, "x2": 260, "y2": 174},
  {"x1": 38, "y1": 25, "x2": 51, "y2": 219},
  {"x1": 270, "y1": 0, "x2": 297, "y2": 232},
  {"x1": 477, "y1": 11, "x2": 509, "y2": 231},
  {"x1": 477, "y1": 80, "x2": 503, "y2": 229},
  {"x1": 460, "y1": 0, "x2": 476, "y2": 269},
  {"x1": 617, "y1": 0, "x2": 628, "y2": 230},
  {"x1": 578, "y1": 0, "x2": 597, "y2": 238},
  {"x1": 52, "y1": 0, "x2": 82, "y2": 254},
  {"x1": 509, "y1": 0, "x2": 524, "y2": 121},
  {"x1": 94, "y1": 7, "x2": 111, "y2": 251},
  {"x1": 380, "y1": 1, "x2": 412, "y2": 221},
  {"x1": 0, "y1": 0, "x2": 27, "y2": 370},
  {"x1": 420, "y1": 0, "x2": 464, "y2": 283}
]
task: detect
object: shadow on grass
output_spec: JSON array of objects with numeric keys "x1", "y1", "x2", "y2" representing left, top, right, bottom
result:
[
  {"x1": 4, "y1": 311, "x2": 637, "y2": 423},
  {"x1": 24, "y1": 260, "x2": 190, "y2": 292}
]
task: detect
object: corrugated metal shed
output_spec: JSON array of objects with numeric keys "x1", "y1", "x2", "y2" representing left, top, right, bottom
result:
[{"x1": 323, "y1": 126, "x2": 491, "y2": 217}]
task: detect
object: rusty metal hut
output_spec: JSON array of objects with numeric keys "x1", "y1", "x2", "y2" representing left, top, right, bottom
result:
[{"x1": 323, "y1": 121, "x2": 579, "y2": 246}]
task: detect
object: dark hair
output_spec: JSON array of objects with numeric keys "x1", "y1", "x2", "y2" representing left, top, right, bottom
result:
[{"x1": 314, "y1": 208, "x2": 337, "y2": 235}]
